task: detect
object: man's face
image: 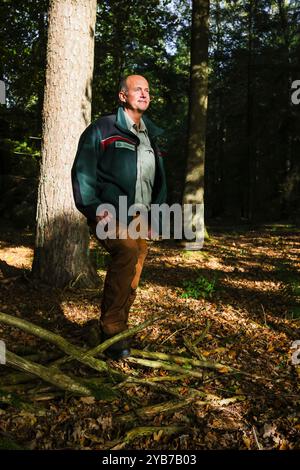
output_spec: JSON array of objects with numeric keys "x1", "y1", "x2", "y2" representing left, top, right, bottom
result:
[{"x1": 119, "y1": 75, "x2": 150, "y2": 113}]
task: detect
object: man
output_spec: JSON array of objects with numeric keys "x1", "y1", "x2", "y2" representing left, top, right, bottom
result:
[{"x1": 71, "y1": 75, "x2": 167, "y2": 360}]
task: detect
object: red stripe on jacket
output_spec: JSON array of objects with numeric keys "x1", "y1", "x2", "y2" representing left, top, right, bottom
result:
[{"x1": 100, "y1": 135, "x2": 136, "y2": 151}]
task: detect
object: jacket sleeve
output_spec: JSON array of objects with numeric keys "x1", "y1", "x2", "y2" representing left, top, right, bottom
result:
[{"x1": 71, "y1": 123, "x2": 102, "y2": 222}]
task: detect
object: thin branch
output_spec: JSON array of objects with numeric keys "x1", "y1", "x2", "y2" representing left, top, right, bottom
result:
[
  {"x1": 252, "y1": 425, "x2": 263, "y2": 450},
  {"x1": 117, "y1": 396, "x2": 197, "y2": 424},
  {"x1": 183, "y1": 336, "x2": 206, "y2": 361},
  {"x1": 117, "y1": 377, "x2": 245, "y2": 406},
  {"x1": 6, "y1": 350, "x2": 93, "y2": 396},
  {"x1": 47, "y1": 315, "x2": 167, "y2": 369},
  {"x1": 127, "y1": 356, "x2": 203, "y2": 379},
  {"x1": 194, "y1": 319, "x2": 211, "y2": 345},
  {"x1": 130, "y1": 348, "x2": 229, "y2": 371},
  {"x1": 130, "y1": 348, "x2": 267, "y2": 380},
  {"x1": 85, "y1": 314, "x2": 167, "y2": 357},
  {"x1": 179, "y1": 319, "x2": 211, "y2": 353},
  {"x1": 110, "y1": 426, "x2": 186, "y2": 450}
]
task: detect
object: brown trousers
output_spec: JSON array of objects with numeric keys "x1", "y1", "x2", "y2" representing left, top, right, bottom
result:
[{"x1": 97, "y1": 222, "x2": 148, "y2": 336}]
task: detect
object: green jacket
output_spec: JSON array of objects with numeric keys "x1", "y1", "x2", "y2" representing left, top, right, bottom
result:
[{"x1": 71, "y1": 107, "x2": 167, "y2": 226}]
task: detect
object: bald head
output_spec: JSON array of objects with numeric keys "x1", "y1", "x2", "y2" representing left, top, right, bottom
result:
[{"x1": 119, "y1": 75, "x2": 149, "y2": 93}]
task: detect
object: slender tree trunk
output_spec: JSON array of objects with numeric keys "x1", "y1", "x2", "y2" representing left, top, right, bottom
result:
[
  {"x1": 244, "y1": 0, "x2": 257, "y2": 222},
  {"x1": 245, "y1": 0, "x2": 254, "y2": 222},
  {"x1": 277, "y1": 0, "x2": 294, "y2": 216},
  {"x1": 182, "y1": 0, "x2": 210, "y2": 249},
  {"x1": 32, "y1": 0, "x2": 98, "y2": 287},
  {"x1": 214, "y1": 0, "x2": 225, "y2": 217}
]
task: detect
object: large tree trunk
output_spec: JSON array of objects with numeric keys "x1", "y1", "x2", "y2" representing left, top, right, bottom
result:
[
  {"x1": 32, "y1": 0, "x2": 98, "y2": 287},
  {"x1": 182, "y1": 0, "x2": 210, "y2": 250}
]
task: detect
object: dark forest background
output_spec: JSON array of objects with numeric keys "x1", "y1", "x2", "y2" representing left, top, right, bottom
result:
[{"x1": 0, "y1": 0, "x2": 299, "y2": 228}]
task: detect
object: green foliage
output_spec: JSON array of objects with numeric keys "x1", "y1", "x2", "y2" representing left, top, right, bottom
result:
[
  {"x1": 1, "y1": 139, "x2": 40, "y2": 177},
  {"x1": 0, "y1": 0, "x2": 48, "y2": 137},
  {"x1": 86, "y1": 382, "x2": 118, "y2": 401},
  {"x1": 181, "y1": 275, "x2": 217, "y2": 300},
  {"x1": 290, "y1": 306, "x2": 300, "y2": 319}
]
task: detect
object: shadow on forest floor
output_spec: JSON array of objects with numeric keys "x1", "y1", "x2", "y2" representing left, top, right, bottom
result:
[{"x1": 0, "y1": 218, "x2": 300, "y2": 450}]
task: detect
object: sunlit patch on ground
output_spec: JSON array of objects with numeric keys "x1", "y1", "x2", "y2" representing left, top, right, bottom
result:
[
  {"x1": 0, "y1": 224, "x2": 299, "y2": 450},
  {"x1": 0, "y1": 244, "x2": 33, "y2": 270}
]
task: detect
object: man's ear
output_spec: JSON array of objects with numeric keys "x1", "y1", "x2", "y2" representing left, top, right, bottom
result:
[{"x1": 119, "y1": 91, "x2": 126, "y2": 103}]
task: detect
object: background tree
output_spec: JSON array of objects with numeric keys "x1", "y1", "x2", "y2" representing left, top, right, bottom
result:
[
  {"x1": 32, "y1": 0, "x2": 98, "y2": 287},
  {"x1": 182, "y1": 0, "x2": 210, "y2": 248}
]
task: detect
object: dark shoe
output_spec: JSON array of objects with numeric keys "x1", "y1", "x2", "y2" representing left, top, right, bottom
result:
[{"x1": 102, "y1": 333, "x2": 131, "y2": 360}]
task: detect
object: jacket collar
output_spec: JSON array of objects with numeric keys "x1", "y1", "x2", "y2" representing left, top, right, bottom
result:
[{"x1": 116, "y1": 106, "x2": 164, "y2": 139}]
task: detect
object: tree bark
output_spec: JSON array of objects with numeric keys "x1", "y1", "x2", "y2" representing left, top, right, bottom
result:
[
  {"x1": 182, "y1": 0, "x2": 210, "y2": 250},
  {"x1": 32, "y1": 0, "x2": 98, "y2": 287}
]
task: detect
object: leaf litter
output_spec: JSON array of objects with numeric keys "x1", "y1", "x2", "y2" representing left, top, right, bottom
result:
[{"x1": 0, "y1": 223, "x2": 300, "y2": 449}]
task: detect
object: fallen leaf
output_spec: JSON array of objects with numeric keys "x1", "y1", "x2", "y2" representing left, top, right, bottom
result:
[{"x1": 80, "y1": 396, "x2": 95, "y2": 405}]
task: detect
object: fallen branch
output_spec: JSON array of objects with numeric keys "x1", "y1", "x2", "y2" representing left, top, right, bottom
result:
[
  {"x1": 0, "y1": 312, "x2": 168, "y2": 396},
  {"x1": 0, "y1": 351, "x2": 64, "y2": 386},
  {"x1": 130, "y1": 348, "x2": 266, "y2": 380},
  {"x1": 5, "y1": 350, "x2": 94, "y2": 397},
  {"x1": 85, "y1": 314, "x2": 167, "y2": 357},
  {"x1": 126, "y1": 357, "x2": 203, "y2": 379},
  {"x1": 117, "y1": 395, "x2": 244, "y2": 430},
  {"x1": 117, "y1": 396, "x2": 196, "y2": 424},
  {"x1": 146, "y1": 375, "x2": 190, "y2": 382},
  {"x1": 130, "y1": 348, "x2": 228, "y2": 372},
  {"x1": 30, "y1": 393, "x2": 65, "y2": 401},
  {"x1": 193, "y1": 320, "x2": 211, "y2": 346},
  {"x1": 118, "y1": 395, "x2": 244, "y2": 424},
  {"x1": 116, "y1": 377, "x2": 184, "y2": 399},
  {"x1": 182, "y1": 337, "x2": 206, "y2": 361},
  {"x1": 252, "y1": 425, "x2": 263, "y2": 450},
  {"x1": 41, "y1": 315, "x2": 167, "y2": 369},
  {"x1": 118, "y1": 377, "x2": 245, "y2": 406},
  {"x1": 0, "y1": 371, "x2": 37, "y2": 386},
  {"x1": 0, "y1": 388, "x2": 45, "y2": 414},
  {"x1": 109, "y1": 426, "x2": 186, "y2": 450},
  {"x1": 0, "y1": 311, "x2": 121, "y2": 379},
  {"x1": 179, "y1": 320, "x2": 211, "y2": 354}
]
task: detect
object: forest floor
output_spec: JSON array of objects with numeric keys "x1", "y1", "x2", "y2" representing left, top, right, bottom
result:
[{"x1": 0, "y1": 220, "x2": 299, "y2": 450}]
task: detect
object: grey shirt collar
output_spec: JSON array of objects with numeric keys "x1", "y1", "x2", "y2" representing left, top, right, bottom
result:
[{"x1": 123, "y1": 110, "x2": 147, "y2": 133}]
